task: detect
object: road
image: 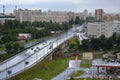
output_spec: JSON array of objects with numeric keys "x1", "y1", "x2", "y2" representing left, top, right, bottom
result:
[{"x1": 0, "y1": 25, "x2": 85, "y2": 80}]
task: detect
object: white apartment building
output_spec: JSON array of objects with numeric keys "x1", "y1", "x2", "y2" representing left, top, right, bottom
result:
[
  {"x1": 31, "y1": 11, "x2": 69, "y2": 23},
  {"x1": 14, "y1": 9, "x2": 69, "y2": 23},
  {"x1": 14, "y1": 9, "x2": 91, "y2": 23},
  {"x1": 31, "y1": 14, "x2": 69, "y2": 23},
  {"x1": 14, "y1": 9, "x2": 32, "y2": 22},
  {"x1": 112, "y1": 21, "x2": 120, "y2": 35},
  {"x1": 86, "y1": 22, "x2": 113, "y2": 38},
  {"x1": 14, "y1": 9, "x2": 42, "y2": 22},
  {"x1": 0, "y1": 17, "x2": 15, "y2": 24}
]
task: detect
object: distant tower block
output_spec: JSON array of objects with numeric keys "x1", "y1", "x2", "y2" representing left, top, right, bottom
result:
[
  {"x1": 15, "y1": 5, "x2": 17, "y2": 10},
  {"x1": 3, "y1": 5, "x2": 5, "y2": 15}
]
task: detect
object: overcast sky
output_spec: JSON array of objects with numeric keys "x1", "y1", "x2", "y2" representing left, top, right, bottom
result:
[{"x1": 0, "y1": 0, "x2": 120, "y2": 13}]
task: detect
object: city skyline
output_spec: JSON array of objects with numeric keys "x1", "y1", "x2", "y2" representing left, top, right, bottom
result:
[{"x1": 0, "y1": 0, "x2": 120, "y2": 13}]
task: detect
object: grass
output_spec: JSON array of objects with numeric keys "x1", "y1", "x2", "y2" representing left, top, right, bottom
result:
[
  {"x1": 7, "y1": 57, "x2": 73, "y2": 80},
  {"x1": 0, "y1": 45, "x2": 6, "y2": 50},
  {"x1": 72, "y1": 78, "x2": 120, "y2": 80},
  {"x1": 70, "y1": 70, "x2": 84, "y2": 77},
  {"x1": 80, "y1": 62, "x2": 92, "y2": 68},
  {"x1": 94, "y1": 54, "x2": 102, "y2": 59}
]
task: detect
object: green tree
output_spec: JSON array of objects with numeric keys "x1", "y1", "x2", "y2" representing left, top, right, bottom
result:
[
  {"x1": 1, "y1": 35, "x2": 13, "y2": 43},
  {"x1": 0, "y1": 40, "x2": 3, "y2": 45},
  {"x1": 69, "y1": 37, "x2": 80, "y2": 50},
  {"x1": 5, "y1": 42, "x2": 13, "y2": 54},
  {"x1": 70, "y1": 76, "x2": 74, "y2": 80},
  {"x1": 69, "y1": 19, "x2": 74, "y2": 25},
  {"x1": 75, "y1": 16, "x2": 80, "y2": 24},
  {"x1": 13, "y1": 43, "x2": 20, "y2": 53},
  {"x1": 107, "y1": 37, "x2": 114, "y2": 49},
  {"x1": 86, "y1": 16, "x2": 95, "y2": 22},
  {"x1": 99, "y1": 35, "x2": 107, "y2": 49},
  {"x1": 81, "y1": 39, "x2": 90, "y2": 50},
  {"x1": 91, "y1": 38, "x2": 101, "y2": 49}
]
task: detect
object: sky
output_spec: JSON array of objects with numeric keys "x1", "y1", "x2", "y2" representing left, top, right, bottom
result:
[{"x1": 0, "y1": 0, "x2": 120, "y2": 13}]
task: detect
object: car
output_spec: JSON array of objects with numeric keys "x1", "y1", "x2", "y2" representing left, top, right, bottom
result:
[
  {"x1": 25, "y1": 49, "x2": 33, "y2": 55},
  {"x1": 36, "y1": 47, "x2": 40, "y2": 50},
  {"x1": 49, "y1": 45, "x2": 53, "y2": 49},
  {"x1": 110, "y1": 59, "x2": 115, "y2": 62},
  {"x1": 34, "y1": 49, "x2": 37, "y2": 53},
  {"x1": 45, "y1": 41, "x2": 47, "y2": 43}
]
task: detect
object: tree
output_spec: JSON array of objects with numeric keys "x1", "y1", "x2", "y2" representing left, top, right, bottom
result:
[
  {"x1": 112, "y1": 33, "x2": 117, "y2": 46},
  {"x1": 69, "y1": 19, "x2": 74, "y2": 25},
  {"x1": 69, "y1": 37, "x2": 80, "y2": 50},
  {"x1": 107, "y1": 37, "x2": 114, "y2": 49},
  {"x1": 99, "y1": 35, "x2": 107, "y2": 49},
  {"x1": 117, "y1": 35, "x2": 120, "y2": 45},
  {"x1": 5, "y1": 42, "x2": 13, "y2": 54},
  {"x1": 1, "y1": 35, "x2": 13, "y2": 43},
  {"x1": 70, "y1": 76, "x2": 74, "y2": 80},
  {"x1": 75, "y1": 16, "x2": 80, "y2": 24},
  {"x1": 0, "y1": 40, "x2": 3, "y2": 45},
  {"x1": 91, "y1": 38, "x2": 101, "y2": 49},
  {"x1": 13, "y1": 43, "x2": 21, "y2": 53},
  {"x1": 81, "y1": 39, "x2": 91, "y2": 50},
  {"x1": 5, "y1": 42, "x2": 23, "y2": 54},
  {"x1": 86, "y1": 16, "x2": 95, "y2": 22}
]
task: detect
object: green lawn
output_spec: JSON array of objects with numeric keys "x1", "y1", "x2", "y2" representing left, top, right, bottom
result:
[
  {"x1": 7, "y1": 57, "x2": 72, "y2": 80},
  {"x1": 80, "y1": 63, "x2": 92, "y2": 68},
  {"x1": 70, "y1": 70, "x2": 84, "y2": 77}
]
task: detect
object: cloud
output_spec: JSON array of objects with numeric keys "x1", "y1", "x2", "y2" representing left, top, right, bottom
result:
[
  {"x1": 2, "y1": 0, "x2": 85, "y2": 5},
  {"x1": 1, "y1": 0, "x2": 120, "y2": 13}
]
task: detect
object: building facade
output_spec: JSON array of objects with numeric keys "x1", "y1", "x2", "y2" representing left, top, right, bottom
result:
[
  {"x1": 14, "y1": 9, "x2": 70, "y2": 23},
  {"x1": 95, "y1": 9, "x2": 104, "y2": 22},
  {"x1": 31, "y1": 11, "x2": 69, "y2": 23},
  {"x1": 112, "y1": 21, "x2": 120, "y2": 35},
  {"x1": 86, "y1": 22, "x2": 113, "y2": 38},
  {"x1": 14, "y1": 9, "x2": 91, "y2": 23},
  {"x1": 0, "y1": 16, "x2": 15, "y2": 24}
]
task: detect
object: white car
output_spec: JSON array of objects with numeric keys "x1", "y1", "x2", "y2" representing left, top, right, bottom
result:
[{"x1": 25, "y1": 48, "x2": 34, "y2": 55}]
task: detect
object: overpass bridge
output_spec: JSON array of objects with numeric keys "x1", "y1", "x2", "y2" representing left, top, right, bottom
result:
[{"x1": 0, "y1": 25, "x2": 86, "y2": 80}]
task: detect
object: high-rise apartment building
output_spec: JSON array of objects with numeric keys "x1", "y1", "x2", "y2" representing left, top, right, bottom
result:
[
  {"x1": 14, "y1": 9, "x2": 42, "y2": 22},
  {"x1": 14, "y1": 9, "x2": 69, "y2": 23},
  {"x1": 84, "y1": 9, "x2": 88, "y2": 19},
  {"x1": 86, "y1": 22, "x2": 113, "y2": 38},
  {"x1": 95, "y1": 9, "x2": 104, "y2": 22}
]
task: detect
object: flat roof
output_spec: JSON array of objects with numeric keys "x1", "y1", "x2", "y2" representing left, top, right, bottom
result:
[{"x1": 92, "y1": 61, "x2": 120, "y2": 68}]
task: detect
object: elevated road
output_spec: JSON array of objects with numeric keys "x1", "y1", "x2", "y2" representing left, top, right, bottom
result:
[{"x1": 0, "y1": 26, "x2": 85, "y2": 80}]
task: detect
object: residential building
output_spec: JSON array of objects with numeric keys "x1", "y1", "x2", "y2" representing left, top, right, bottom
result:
[
  {"x1": 31, "y1": 11, "x2": 69, "y2": 23},
  {"x1": 14, "y1": 9, "x2": 32, "y2": 22},
  {"x1": 14, "y1": 9, "x2": 91, "y2": 23},
  {"x1": 95, "y1": 9, "x2": 104, "y2": 21},
  {"x1": 83, "y1": 9, "x2": 88, "y2": 19},
  {"x1": 112, "y1": 21, "x2": 120, "y2": 35},
  {"x1": 14, "y1": 9, "x2": 70, "y2": 23},
  {"x1": 0, "y1": 16, "x2": 15, "y2": 24},
  {"x1": 86, "y1": 22, "x2": 113, "y2": 38}
]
